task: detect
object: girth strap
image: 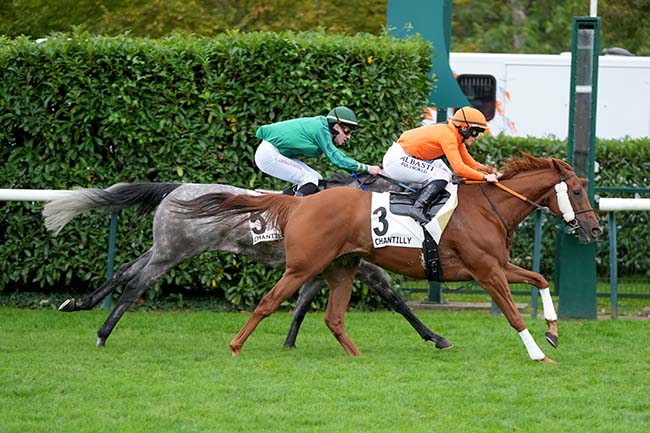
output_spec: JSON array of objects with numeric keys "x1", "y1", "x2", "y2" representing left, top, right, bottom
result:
[{"x1": 422, "y1": 229, "x2": 444, "y2": 282}]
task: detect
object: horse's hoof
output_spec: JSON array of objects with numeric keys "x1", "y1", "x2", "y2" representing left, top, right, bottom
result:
[
  {"x1": 435, "y1": 338, "x2": 453, "y2": 350},
  {"x1": 545, "y1": 331, "x2": 558, "y2": 348},
  {"x1": 229, "y1": 344, "x2": 241, "y2": 357},
  {"x1": 541, "y1": 356, "x2": 557, "y2": 365},
  {"x1": 58, "y1": 298, "x2": 76, "y2": 312},
  {"x1": 96, "y1": 338, "x2": 106, "y2": 348},
  {"x1": 283, "y1": 343, "x2": 297, "y2": 349}
]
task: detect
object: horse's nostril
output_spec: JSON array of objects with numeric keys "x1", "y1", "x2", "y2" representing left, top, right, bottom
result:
[{"x1": 592, "y1": 227, "x2": 603, "y2": 237}]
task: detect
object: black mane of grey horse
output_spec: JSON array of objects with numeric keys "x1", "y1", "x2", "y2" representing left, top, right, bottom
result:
[{"x1": 43, "y1": 174, "x2": 451, "y2": 350}]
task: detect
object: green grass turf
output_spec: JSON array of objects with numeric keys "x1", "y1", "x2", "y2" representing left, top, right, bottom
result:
[{"x1": 1, "y1": 308, "x2": 648, "y2": 433}]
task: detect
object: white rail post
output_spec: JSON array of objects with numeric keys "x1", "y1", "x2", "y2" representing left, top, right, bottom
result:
[
  {"x1": 598, "y1": 198, "x2": 650, "y2": 318},
  {"x1": 607, "y1": 212, "x2": 618, "y2": 318}
]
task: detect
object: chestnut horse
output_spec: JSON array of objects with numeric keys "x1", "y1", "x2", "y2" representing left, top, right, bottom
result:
[{"x1": 176, "y1": 154, "x2": 602, "y2": 363}]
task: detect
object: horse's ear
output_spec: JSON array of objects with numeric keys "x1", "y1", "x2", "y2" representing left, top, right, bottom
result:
[{"x1": 552, "y1": 157, "x2": 575, "y2": 175}]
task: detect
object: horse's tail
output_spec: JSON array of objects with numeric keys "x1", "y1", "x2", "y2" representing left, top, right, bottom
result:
[
  {"x1": 43, "y1": 182, "x2": 182, "y2": 235},
  {"x1": 173, "y1": 192, "x2": 298, "y2": 233}
]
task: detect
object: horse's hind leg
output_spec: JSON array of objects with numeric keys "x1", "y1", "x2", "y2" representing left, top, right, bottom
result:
[
  {"x1": 230, "y1": 272, "x2": 311, "y2": 356},
  {"x1": 58, "y1": 251, "x2": 152, "y2": 312},
  {"x1": 356, "y1": 261, "x2": 452, "y2": 350},
  {"x1": 504, "y1": 262, "x2": 558, "y2": 348},
  {"x1": 321, "y1": 263, "x2": 362, "y2": 356},
  {"x1": 95, "y1": 257, "x2": 172, "y2": 347},
  {"x1": 283, "y1": 278, "x2": 324, "y2": 349}
]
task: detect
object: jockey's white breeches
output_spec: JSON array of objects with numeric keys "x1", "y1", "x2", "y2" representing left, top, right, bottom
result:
[
  {"x1": 254, "y1": 140, "x2": 322, "y2": 187},
  {"x1": 382, "y1": 142, "x2": 452, "y2": 185}
]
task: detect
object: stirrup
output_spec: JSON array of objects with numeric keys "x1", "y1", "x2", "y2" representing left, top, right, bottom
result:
[{"x1": 408, "y1": 207, "x2": 428, "y2": 224}]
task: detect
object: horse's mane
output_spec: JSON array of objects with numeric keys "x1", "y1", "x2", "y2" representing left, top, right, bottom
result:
[{"x1": 500, "y1": 152, "x2": 571, "y2": 179}]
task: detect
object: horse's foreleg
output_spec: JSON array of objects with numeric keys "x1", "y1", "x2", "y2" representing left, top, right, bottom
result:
[
  {"x1": 230, "y1": 273, "x2": 308, "y2": 356},
  {"x1": 475, "y1": 266, "x2": 555, "y2": 364},
  {"x1": 356, "y1": 261, "x2": 452, "y2": 349},
  {"x1": 539, "y1": 288, "x2": 558, "y2": 348},
  {"x1": 503, "y1": 263, "x2": 558, "y2": 348},
  {"x1": 59, "y1": 251, "x2": 152, "y2": 312},
  {"x1": 283, "y1": 278, "x2": 324, "y2": 349},
  {"x1": 322, "y1": 265, "x2": 361, "y2": 356}
]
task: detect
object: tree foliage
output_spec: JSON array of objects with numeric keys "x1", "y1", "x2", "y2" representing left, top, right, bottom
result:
[
  {"x1": 0, "y1": 0, "x2": 387, "y2": 39},
  {"x1": 452, "y1": 0, "x2": 650, "y2": 55}
]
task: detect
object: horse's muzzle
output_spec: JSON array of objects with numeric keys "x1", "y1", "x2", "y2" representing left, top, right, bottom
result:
[{"x1": 569, "y1": 220, "x2": 602, "y2": 243}]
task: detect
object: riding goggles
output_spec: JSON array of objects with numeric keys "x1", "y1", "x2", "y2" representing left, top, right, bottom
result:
[
  {"x1": 340, "y1": 124, "x2": 353, "y2": 135},
  {"x1": 469, "y1": 127, "x2": 485, "y2": 137}
]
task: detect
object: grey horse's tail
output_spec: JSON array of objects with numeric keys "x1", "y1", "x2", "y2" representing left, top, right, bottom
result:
[{"x1": 43, "y1": 183, "x2": 182, "y2": 235}]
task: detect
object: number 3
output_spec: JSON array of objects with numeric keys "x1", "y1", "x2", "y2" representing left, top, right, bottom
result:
[{"x1": 373, "y1": 206, "x2": 388, "y2": 236}]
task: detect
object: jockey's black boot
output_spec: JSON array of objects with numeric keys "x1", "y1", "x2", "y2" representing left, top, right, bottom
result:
[
  {"x1": 408, "y1": 180, "x2": 448, "y2": 224},
  {"x1": 294, "y1": 182, "x2": 319, "y2": 197}
]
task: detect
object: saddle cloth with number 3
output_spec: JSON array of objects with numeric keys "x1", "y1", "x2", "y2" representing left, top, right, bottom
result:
[{"x1": 370, "y1": 184, "x2": 458, "y2": 248}]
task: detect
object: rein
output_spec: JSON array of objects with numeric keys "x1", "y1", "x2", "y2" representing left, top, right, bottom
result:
[
  {"x1": 350, "y1": 172, "x2": 370, "y2": 191},
  {"x1": 478, "y1": 183, "x2": 513, "y2": 247},
  {"x1": 465, "y1": 180, "x2": 555, "y2": 216},
  {"x1": 465, "y1": 172, "x2": 597, "y2": 235},
  {"x1": 375, "y1": 173, "x2": 418, "y2": 193}
]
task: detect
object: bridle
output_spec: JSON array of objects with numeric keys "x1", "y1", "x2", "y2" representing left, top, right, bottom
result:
[{"x1": 467, "y1": 171, "x2": 597, "y2": 239}]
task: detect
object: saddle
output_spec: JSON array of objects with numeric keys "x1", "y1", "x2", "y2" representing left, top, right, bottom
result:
[
  {"x1": 388, "y1": 190, "x2": 451, "y2": 223},
  {"x1": 376, "y1": 190, "x2": 451, "y2": 282}
]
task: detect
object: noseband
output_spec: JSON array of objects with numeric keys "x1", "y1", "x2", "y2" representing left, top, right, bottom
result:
[{"x1": 555, "y1": 172, "x2": 597, "y2": 233}]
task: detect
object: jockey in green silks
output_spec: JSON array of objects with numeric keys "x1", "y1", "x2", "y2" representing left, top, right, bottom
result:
[{"x1": 254, "y1": 106, "x2": 383, "y2": 196}]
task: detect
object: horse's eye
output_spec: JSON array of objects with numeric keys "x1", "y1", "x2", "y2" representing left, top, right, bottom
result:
[{"x1": 573, "y1": 189, "x2": 582, "y2": 196}]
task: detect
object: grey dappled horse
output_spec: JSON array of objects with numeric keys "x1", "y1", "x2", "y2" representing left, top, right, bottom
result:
[{"x1": 43, "y1": 174, "x2": 451, "y2": 349}]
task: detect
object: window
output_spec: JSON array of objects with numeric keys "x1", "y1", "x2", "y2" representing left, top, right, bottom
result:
[{"x1": 456, "y1": 74, "x2": 497, "y2": 121}]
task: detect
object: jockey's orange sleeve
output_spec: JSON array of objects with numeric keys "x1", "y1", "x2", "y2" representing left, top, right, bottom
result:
[{"x1": 397, "y1": 123, "x2": 486, "y2": 181}]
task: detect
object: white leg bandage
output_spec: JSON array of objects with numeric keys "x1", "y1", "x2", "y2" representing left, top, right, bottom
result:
[
  {"x1": 539, "y1": 288, "x2": 558, "y2": 321},
  {"x1": 518, "y1": 329, "x2": 545, "y2": 361}
]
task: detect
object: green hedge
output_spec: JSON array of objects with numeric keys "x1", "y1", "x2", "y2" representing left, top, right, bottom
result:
[
  {"x1": 1, "y1": 31, "x2": 649, "y2": 309},
  {"x1": 0, "y1": 31, "x2": 432, "y2": 307}
]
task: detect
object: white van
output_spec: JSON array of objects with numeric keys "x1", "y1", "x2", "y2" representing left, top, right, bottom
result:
[{"x1": 442, "y1": 52, "x2": 650, "y2": 139}]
